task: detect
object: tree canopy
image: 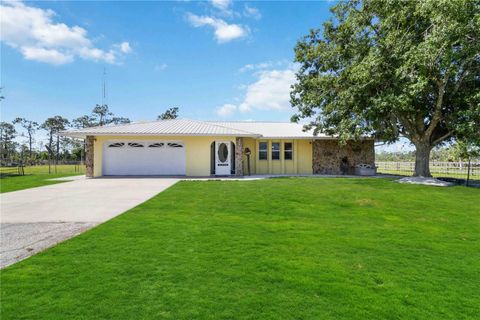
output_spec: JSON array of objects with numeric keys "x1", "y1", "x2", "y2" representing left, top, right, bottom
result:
[
  {"x1": 158, "y1": 107, "x2": 179, "y2": 120},
  {"x1": 13, "y1": 117, "x2": 39, "y2": 158},
  {"x1": 0, "y1": 122, "x2": 17, "y2": 162},
  {"x1": 41, "y1": 116, "x2": 70, "y2": 159},
  {"x1": 73, "y1": 105, "x2": 130, "y2": 128},
  {"x1": 91, "y1": 104, "x2": 130, "y2": 126},
  {"x1": 291, "y1": 0, "x2": 480, "y2": 176}
]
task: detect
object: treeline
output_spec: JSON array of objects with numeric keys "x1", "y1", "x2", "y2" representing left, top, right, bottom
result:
[
  {"x1": 376, "y1": 144, "x2": 480, "y2": 162},
  {"x1": 0, "y1": 104, "x2": 130, "y2": 166},
  {"x1": 1, "y1": 104, "x2": 180, "y2": 166}
]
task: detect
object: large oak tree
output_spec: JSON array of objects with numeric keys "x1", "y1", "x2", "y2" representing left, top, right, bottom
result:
[{"x1": 291, "y1": 0, "x2": 479, "y2": 176}]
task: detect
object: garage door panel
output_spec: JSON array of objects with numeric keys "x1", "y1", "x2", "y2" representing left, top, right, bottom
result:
[{"x1": 103, "y1": 141, "x2": 186, "y2": 176}]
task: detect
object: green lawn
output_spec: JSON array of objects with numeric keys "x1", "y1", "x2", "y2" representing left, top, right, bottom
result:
[
  {"x1": 0, "y1": 165, "x2": 84, "y2": 193},
  {"x1": 0, "y1": 174, "x2": 81, "y2": 193},
  {"x1": 22, "y1": 164, "x2": 85, "y2": 175},
  {"x1": 0, "y1": 164, "x2": 85, "y2": 175},
  {"x1": 1, "y1": 178, "x2": 479, "y2": 319},
  {"x1": 377, "y1": 169, "x2": 478, "y2": 181}
]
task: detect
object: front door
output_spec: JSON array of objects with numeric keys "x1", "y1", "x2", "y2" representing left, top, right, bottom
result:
[{"x1": 215, "y1": 141, "x2": 231, "y2": 175}]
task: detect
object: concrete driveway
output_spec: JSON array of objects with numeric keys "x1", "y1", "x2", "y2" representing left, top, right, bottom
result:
[{"x1": 0, "y1": 177, "x2": 178, "y2": 268}]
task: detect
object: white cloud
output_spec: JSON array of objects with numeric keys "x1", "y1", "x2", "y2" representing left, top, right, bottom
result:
[
  {"x1": 244, "y1": 4, "x2": 261, "y2": 20},
  {"x1": 0, "y1": 1, "x2": 131, "y2": 65},
  {"x1": 239, "y1": 61, "x2": 277, "y2": 73},
  {"x1": 154, "y1": 63, "x2": 168, "y2": 71},
  {"x1": 20, "y1": 46, "x2": 73, "y2": 65},
  {"x1": 209, "y1": 0, "x2": 234, "y2": 17},
  {"x1": 238, "y1": 68, "x2": 297, "y2": 112},
  {"x1": 119, "y1": 42, "x2": 132, "y2": 53},
  {"x1": 239, "y1": 64, "x2": 255, "y2": 72},
  {"x1": 219, "y1": 65, "x2": 297, "y2": 116},
  {"x1": 210, "y1": 0, "x2": 231, "y2": 11},
  {"x1": 78, "y1": 47, "x2": 116, "y2": 63},
  {"x1": 186, "y1": 13, "x2": 248, "y2": 43},
  {"x1": 238, "y1": 60, "x2": 291, "y2": 73},
  {"x1": 216, "y1": 103, "x2": 237, "y2": 117}
]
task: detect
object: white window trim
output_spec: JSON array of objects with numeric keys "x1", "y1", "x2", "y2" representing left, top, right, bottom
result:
[{"x1": 258, "y1": 141, "x2": 268, "y2": 161}]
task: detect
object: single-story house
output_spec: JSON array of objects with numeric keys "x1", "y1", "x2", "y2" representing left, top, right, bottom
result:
[{"x1": 62, "y1": 119, "x2": 374, "y2": 177}]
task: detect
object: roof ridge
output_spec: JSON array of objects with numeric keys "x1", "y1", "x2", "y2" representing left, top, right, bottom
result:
[
  {"x1": 62, "y1": 119, "x2": 150, "y2": 133},
  {"x1": 66, "y1": 118, "x2": 193, "y2": 133},
  {"x1": 188, "y1": 119, "x2": 260, "y2": 135},
  {"x1": 207, "y1": 120, "x2": 294, "y2": 124}
]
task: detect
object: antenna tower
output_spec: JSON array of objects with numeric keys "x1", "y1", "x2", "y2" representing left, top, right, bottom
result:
[{"x1": 102, "y1": 67, "x2": 108, "y2": 106}]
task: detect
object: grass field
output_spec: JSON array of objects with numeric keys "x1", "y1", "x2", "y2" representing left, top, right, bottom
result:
[
  {"x1": 375, "y1": 162, "x2": 478, "y2": 181},
  {"x1": 25, "y1": 164, "x2": 84, "y2": 174},
  {"x1": 376, "y1": 169, "x2": 480, "y2": 183},
  {"x1": 1, "y1": 178, "x2": 479, "y2": 319},
  {"x1": 0, "y1": 165, "x2": 84, "y2": 193},
  {"x1": 0, "y1": 164, "x2": 85, "y2": 175}
]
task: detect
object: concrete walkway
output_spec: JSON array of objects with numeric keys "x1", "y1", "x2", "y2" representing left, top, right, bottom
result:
[{"x1": 0, "y1": 178, "x2": 178, "y2": 268}]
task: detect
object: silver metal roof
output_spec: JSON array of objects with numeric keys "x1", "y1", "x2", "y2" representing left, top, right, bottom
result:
[
  {"x1": 61, "y1": 119, "x2": 332, "y2": 139},
  {"x1": 208, "y1": 121, "x2": 325, "y2": 139},
  {"x1": 62, "y1": 119, "x2": 259, "y2": 138}
]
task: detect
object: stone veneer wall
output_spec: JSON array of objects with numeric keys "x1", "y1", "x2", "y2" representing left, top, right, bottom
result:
[
  {"x1": 235, "y1": 137, "x2": 244, "y2": 176},
  {"x1": 312, "y1": 140, "x2": 375, "y2": 175},
  {"x1": 85, "y1": 136, "x2": 94, "y2": 178}
]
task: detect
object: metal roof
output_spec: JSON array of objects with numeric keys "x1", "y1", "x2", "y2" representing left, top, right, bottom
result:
[
  {"x1": 61, "y1": 119, "x2": 332, "y2": 139},
  {"x1": 62, "y1": 119, "x2": 260, "y2": 138},
  {"x1": 207, "y1": 121, "x2": 325, "y2": 139}
]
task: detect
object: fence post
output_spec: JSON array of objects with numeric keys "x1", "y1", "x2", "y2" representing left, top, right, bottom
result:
[{"x1": 466, "y1": 159, "x2": 471, "y2": 187}]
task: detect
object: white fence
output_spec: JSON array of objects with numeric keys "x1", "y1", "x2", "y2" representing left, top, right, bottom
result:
[{"x1": 375, "y1": 161, "x2": 479, "y2": 179}]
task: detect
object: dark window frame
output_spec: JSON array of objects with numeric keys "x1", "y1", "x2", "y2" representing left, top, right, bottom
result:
[
  {"x1": 148, "y1": 143, "x2": 164, "y2": 148},
  {"x1": 271, "y1": 142, "x2": 280, "y2": 160},
  {"x1": 128, "y1": 142, "x2": 144, "y2": 148},
  {"x1": 108, "y1": 142, "x2": 125, "y2": 148},
  {"x1": 284, "y1": 142, "x2": 293, "y2": 160},
  {"x1": 167, "y1": 143, "x2": 183, "y2": 148}
]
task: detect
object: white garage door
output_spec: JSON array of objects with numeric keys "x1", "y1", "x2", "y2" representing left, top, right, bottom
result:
[{"x1": 103, "y1": 140, "x2": 186, "y2": 176}]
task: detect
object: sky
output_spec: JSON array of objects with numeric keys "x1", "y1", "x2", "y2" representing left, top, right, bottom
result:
[{"x1": 0, "y1": 0, "x2": 412, "y2": 152}]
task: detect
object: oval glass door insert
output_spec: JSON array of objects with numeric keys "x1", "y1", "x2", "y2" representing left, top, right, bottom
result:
[{"x1": 218, "y1": 143, "x2": 228, "y2": 163}]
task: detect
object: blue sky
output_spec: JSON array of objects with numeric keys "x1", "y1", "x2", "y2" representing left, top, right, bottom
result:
[
  {"x1": 1, "y1": 0, "x2": 412, "y2": 152},
  {"x1": 1, "y1": 0, "x2": 334, "y2": 123}
]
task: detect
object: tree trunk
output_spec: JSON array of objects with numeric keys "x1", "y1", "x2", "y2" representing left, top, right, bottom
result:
[
  {"x1": 48, "y1": 132, "x2": 53, "y2": 152},
  {"x1": 413, "y1": 143, "x2": 432, "y2": 177},
  {"x1": 29, "y1": 134, "x2": 33, "y2": 160},
  {"x1": 56, "y1": 135, "x2": 60, "y2": 165}
]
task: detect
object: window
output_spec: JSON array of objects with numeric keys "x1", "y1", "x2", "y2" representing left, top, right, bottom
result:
[
  {"x1": 108, "y1": 142, "x2": 125, "y2": 148},
  {"x1": 217, "y1": 143, "x2": 228, "y2": 163},
  {"x1": 284, "y1": 142, "x2": 293, "y2": 160},
  {"x1": 128, "y1": 142, "x2": 144, "y2": 148},
  {"x1": 259, "y1": 142, "x2": 268, "y2": 160},
  {"x1": 272, "y1": 142, "x2": 280, "y2": 160},
  {"x1": 148, "y1": 143, "x2": 164, "y2": 148},
  {"x1": 167, "y1": 143, "x2": 183, "y2": 148}
]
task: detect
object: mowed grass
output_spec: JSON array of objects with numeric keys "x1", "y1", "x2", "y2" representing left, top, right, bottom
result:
[
  {"x1": 377, "y1": 168, "x2": 478, "y2": 181},
  {"x1": 1, "y1": 178, "x2": 479, "y2": 319},
  {"x1": 0, "y1": 165, "x2": 84, "y2": 193},
  {"x1": 23, "y1": 164, "x2": 85, "y2": 175}
]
